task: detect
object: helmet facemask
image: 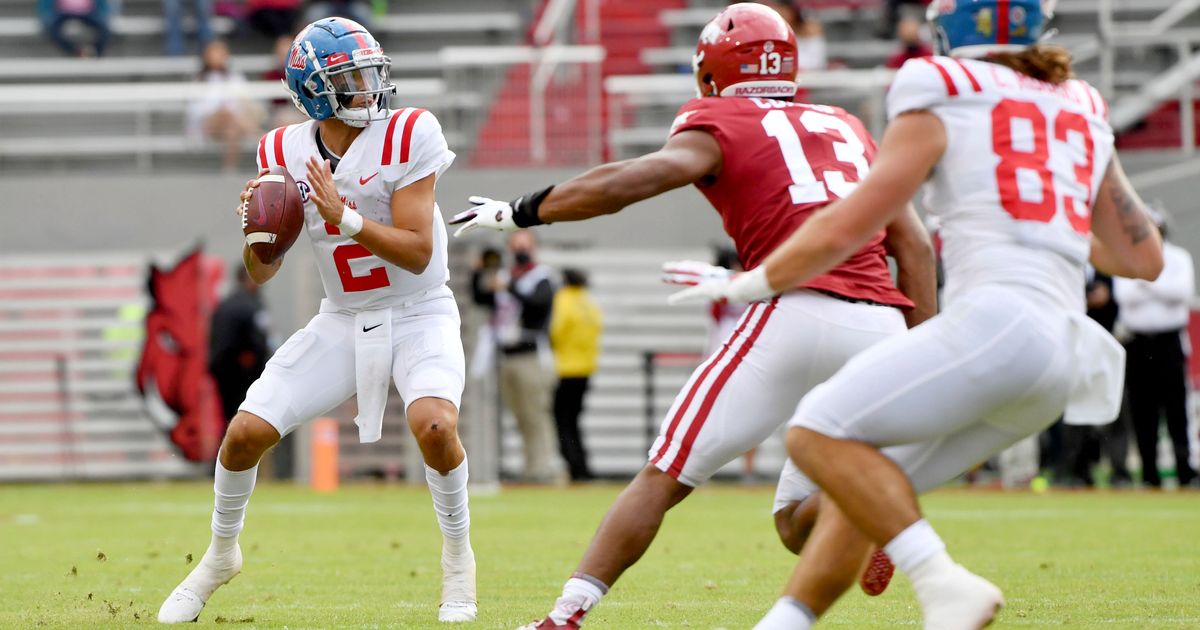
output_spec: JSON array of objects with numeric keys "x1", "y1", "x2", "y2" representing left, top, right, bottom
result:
[{"x1": 297, "y1": 41, "x2": 395, "y2": 128}]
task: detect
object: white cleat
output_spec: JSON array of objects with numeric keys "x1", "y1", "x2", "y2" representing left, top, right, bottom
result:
[
  {"x1": 157, "y1": 544, "x2": 243, "y2": 624},
  {"x1": 917, "y1": 563, "x2": 1004, "y2": 630},
  {"x1": 439, "y1": 540, "x2": 477, "y2": 623},
  {"x1": 439, "y1": 600, "x2": 478, "y2": 623}
]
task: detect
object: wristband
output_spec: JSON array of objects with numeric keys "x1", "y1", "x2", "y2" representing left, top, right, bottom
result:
[
  {"x1": 339, "y1": 206, "x2": 364, "y2": 237},
  {"x1": 510, "y1": 185, "x2": 554, "y2": 227}
]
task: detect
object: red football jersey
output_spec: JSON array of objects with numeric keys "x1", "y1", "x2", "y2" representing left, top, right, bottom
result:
[{"x1": 670, "y1": 96, "x2": 913, "y2": 309}]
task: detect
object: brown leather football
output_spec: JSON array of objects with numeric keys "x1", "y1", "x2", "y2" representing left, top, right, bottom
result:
[{"x1": 243, "y1": 165, "x2": 304, "y2": 265}]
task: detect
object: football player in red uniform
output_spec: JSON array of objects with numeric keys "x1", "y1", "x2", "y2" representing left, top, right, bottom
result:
[{"x1": 451, "y1": 3, "x2": 936, "y2": 628}]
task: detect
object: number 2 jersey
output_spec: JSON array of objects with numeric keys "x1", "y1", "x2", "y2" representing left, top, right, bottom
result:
[
  {"x1": 256, "y1": 107, "x2": 455, "y2": 312},
  {"x1": 888, "y1": 56, "x2": 1115, "y2": 312},
  {"x1": 669, "y1": 96, "x2": 913, "y2": 309}
]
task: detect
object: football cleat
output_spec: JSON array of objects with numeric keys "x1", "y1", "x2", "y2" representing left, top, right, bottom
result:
[
  {"x1": 517, "y1": 614, "x2": 584, "y2": 630},
  {"x1": 859, "y1": 548, "x2": 895, "y2": 596},
  {"x1": 439, "y1": 542, "x2": 477, "y2": 622},
  {"x1": 156, "y1": 544, "x2": 242, "y2": 623},
  {"x1": 916, "y1": 563, "x2": 1004, "y2": 630},
  {"x1": 438, "y1": 601, "x2": 477, "y2": 623}
]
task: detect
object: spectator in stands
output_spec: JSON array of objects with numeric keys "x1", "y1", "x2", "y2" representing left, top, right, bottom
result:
[
  {"x1": 303, "y1": 0, "x2": 372, "y2": 29},
  {"x1": 760, "y1": 0, "x2": 826, "y2": 71},
  {"x1": 495, "y1": 231, "x2": 561, "y2": 483},
  {"x1": 471, "y1": 247, "x2": 503, "y2": 314},
  {"x1": 1061, "y1": 269, "x2": 1135, "y2": 487},
  {"x1": 209, "y1": 266, "x2": 269, "y2": 425},
  {"x1": 884, "y1": 15, "x2": 932, "y2": 69},
  {"x1": 262, "y1": 35, "x2": 308, "y2": 128},
  {"x1": 186, "y1": 39, "x2": 263, "y2": 170},
  {"x1": 1114, "y1": 216, "x2": 1197, "y2": 488},
  {"x1": 550, "y1": 268, "x2": 602, "y2": 482},
  {"x1": 880, "y1": 0, "x2": 930, "y2": 40},
  {"x1": 467, "y1": 247, "x2": 503, "y2": 381},
  {"x1": 246, "y1": 0, "x2": 300, "y2": 40},
  {"x1": 38, "y1": 0, "x2": 112, "y2": 58},
  {"x1": 163, "y1": 0, "x2": 214, "y2": 56}
]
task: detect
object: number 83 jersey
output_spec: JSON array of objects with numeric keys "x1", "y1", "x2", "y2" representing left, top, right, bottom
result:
[
  {"x1": 256, "y1": 108, "x2": 455, "y2": 312},
  {"x1": 888, "y1": 56, "x2": 1115, "y2": 312}
]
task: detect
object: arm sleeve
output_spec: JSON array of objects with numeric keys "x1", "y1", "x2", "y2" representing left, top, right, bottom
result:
[
  {"x1": 886, "y1": 58, "x2": 951, "y2": 121},
  {"x1": 381, "y1": 111, "x2": 456, "y2": 192}
]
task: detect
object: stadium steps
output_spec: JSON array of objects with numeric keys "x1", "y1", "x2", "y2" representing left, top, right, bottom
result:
[{"x1": 0, "y1": 252, "x2": 197, "y2": 481}]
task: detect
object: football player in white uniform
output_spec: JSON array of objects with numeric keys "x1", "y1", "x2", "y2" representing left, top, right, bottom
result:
[
  {"x1": 677, "y1": 1, "x2": 1165, "y2": 628},
  {"x1": 157, "y1": 18, "x2": 477, "y2": 624}
]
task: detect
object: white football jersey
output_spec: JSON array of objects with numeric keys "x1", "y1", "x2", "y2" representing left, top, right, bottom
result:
[
  {"x1": 888, "y1": 56, "x2": 1115, "y2": 312},
  {"x1": 256, "y1": 107, "x2": 455, "y2": 312}
]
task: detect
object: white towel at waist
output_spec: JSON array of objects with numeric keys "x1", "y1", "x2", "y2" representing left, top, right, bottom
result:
[
  {"x1": 1063, "y1": 311, "x2": 1125, "y2": 426},
  {"x1": 354, "y1": 307, "x2": 393, "y2": 443}
]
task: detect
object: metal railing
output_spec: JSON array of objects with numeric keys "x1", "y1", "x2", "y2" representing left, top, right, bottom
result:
[{"x1": 1099, "y1": 0, "x2": 1200, "y2": 154}]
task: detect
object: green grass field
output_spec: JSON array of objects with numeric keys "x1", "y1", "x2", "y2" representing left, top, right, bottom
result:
[{"x1": 1, "y1": 483, "x2": 1197, "y2": 629}]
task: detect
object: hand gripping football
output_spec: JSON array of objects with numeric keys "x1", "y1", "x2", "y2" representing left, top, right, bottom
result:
[{"x1": 243, "y1": 166, "x2": 304, "y2": 264}]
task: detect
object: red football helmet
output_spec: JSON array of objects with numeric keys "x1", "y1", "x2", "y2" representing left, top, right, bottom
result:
[{"x1": 693, "y1": 3, "x2": 798, "y2": 99}]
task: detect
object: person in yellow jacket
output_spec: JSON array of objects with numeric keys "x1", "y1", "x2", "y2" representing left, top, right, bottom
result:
[{"x1": 550, "y1": 268, "x2": 603, "y2": 481}]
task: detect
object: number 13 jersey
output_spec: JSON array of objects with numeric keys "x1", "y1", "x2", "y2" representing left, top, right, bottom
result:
[
  {"x1": 888, "y1": 56, "x2": 1115, "y2": 312},
  {"x1": 256, "y1": 107, "x2": 455, "y2": 313},
  {"x1": 669, "y1": 96, "x2": 913, "y2": 309}
]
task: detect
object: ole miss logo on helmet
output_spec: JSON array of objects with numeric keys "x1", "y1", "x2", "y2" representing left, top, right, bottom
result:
[{"x1": 288, "y1": 45, "x2": 307, "y2": 70}]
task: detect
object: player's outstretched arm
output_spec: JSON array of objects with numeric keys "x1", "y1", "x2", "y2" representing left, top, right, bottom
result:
[
  {"x1": 449, "y1": 130, "x2": 721, "y2": 235},
  {"x1": 883, "y1": 203, "x2": 937, "y2": 328},
  {"x1": 537, "y1": 130, "x2": 721, "y2": 221},
  {"x1": 757, "y1": 111, "x2": 946, "y2": 295},
  {"x1": 1089, "y1": 154, "x2": 1163, "y2": 281},
  {"x1": 306, "y1": 156, "x2": 436, "y2": 275}
]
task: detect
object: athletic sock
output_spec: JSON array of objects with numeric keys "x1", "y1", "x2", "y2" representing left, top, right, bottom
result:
[
  {"x1": 209, "y1": 461, "x2": 258, "y2": 556},
  {"x1": 883, "y1": 518, "x2": 946, "y2": 575},
  {"x1": 547, "y1": 574, "x2": 608, "y2": 625},
  {"x1": 426, "y1": 459, "x2": 471, "y2": 551},
  {"x1": 752, "y1": 597, "x2": 816, "y2": 630}
]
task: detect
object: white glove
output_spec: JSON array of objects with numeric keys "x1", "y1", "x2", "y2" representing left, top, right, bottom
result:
[
  {"x1": 449, "y1": 196, "x2": 520, "y2": 237},
  {"x1": 660, "y1": 260, "x2": 733, "y2": 286},
  {"x1": 667, "y1": 266, "x2": 776, "y2": 305}
]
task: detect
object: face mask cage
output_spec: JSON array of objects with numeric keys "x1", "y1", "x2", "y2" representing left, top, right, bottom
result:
[{"x1": 303, "y1": 46, "x2": 395, "y2": 126}]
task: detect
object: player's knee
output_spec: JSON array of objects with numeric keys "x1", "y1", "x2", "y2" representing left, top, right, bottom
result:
[
  {"x1": 633, "y1": 465, "x2": 694, "y2": 508},
  {"x1": 785, "y1": 427, "x2": 820, "y2": 468},
  {"x1": 774, "y1": 497, "x2": 818, "y2": 555},
  {"x1": 411, "y1": 412, "x2": 458, "y2": 451},
  {"x1": 774, "y1": 509, "x2": 803, "y2": 554},
  {"x1": 220, "y1": 412, "x2": 278, "y2": 468}
]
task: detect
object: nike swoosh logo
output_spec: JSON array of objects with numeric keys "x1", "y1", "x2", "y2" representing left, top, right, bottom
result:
[
  {"x1": 359, "y1": 173, "x2": 379, "y2": 185},
  {"x1": 362, "y1": 323, "x2": 383, "y2": 333}
]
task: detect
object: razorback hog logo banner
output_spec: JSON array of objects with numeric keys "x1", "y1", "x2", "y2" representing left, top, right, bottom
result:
[{"x1": 135, "y1": 249, "x2": 226, "y2": 462}]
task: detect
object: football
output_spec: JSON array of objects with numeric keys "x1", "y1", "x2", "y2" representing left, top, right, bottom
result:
[{"x1": 243, "y1": 165, "x2": 304, "y2": 265}]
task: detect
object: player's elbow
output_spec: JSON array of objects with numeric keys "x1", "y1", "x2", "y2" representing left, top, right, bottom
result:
[
  {"x1": 1135, "y1": 251, "x2": 1164, "y2": 282},
  {"x1": 406, "y1": 241, "x2": 434, "y2": 275}
]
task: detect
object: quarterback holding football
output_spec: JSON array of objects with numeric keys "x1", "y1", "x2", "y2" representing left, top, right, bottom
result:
[{"x1": 157, "y1": 17, "x2": 477, "y2": 625}]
